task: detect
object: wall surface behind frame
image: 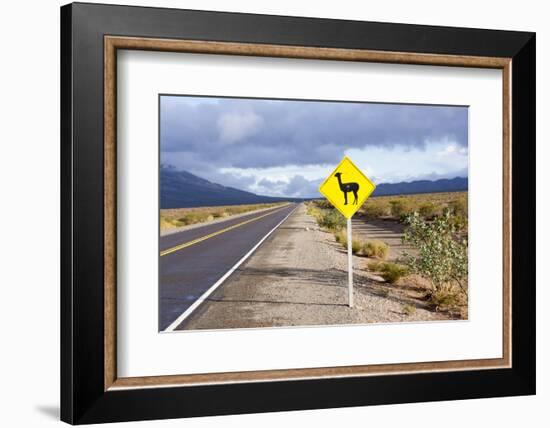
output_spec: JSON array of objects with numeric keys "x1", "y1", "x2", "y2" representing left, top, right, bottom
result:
[{"x1": 0, "y1": 0, "x2": 545, "y2": 427}]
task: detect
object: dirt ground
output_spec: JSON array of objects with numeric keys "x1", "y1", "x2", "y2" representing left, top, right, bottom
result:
[
  {"x1": 352, "y1": 215, "x2": 413, "y2": 261},
  {"x1": 180, "y1": 203, "x2": 453, "y2": 330}
]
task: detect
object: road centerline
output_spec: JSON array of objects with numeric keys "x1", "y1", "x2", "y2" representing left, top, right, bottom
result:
[{"x1": 160, "y1": 204, "x2": 290, "y2": 257}]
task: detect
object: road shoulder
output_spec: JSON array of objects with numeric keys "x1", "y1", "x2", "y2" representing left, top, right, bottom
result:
[{"x1": 179, "y1": 204, "x2": 448, "y2": 330}]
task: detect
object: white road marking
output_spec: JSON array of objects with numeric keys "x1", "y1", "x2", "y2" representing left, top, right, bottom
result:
[{"x1": 163, "y1": 204, "x2": 299, "y2": 332}]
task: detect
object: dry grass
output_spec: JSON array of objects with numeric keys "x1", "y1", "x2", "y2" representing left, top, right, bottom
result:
[
  {"x1": 306, "y1": 202, "x2": 346, "y2": 232},
  {"x1": 404, "y1": 274, "x2": 468, "y2": 318},
  {"x1": 402, "y1": 304, "x2": 417, "y2": 316},
  {"x1": 360, "y1": 191, "x2": 467, "y2": 222},
  {"x1": 367, "y1": 261, "x2": 409, "y2": 284},
  {"x1": 160, "y1": 202, "x2": 286, "y2": 230},
  {"x1": 333, "y1": 229, "x2": 361, "y2": 253},
  {"x1": 333, "y1": 230, "x2": 386, "y2": 258},
  {"x1": 362, "y1": 240, "x2": 389, "y2": 259}
]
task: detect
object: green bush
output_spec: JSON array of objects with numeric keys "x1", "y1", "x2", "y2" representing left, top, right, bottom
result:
[
  {"x1": 317, "y1": 209, "x2": 346, "y2": 231},
  {"x1": 362, "y1": 240, "x2": 389, "y2": 259},
  {"x1": 403, "y1": 211, "x2": 468, "y2": 294},
  {"x1": 379, "y1": 263, "x2": 409, "y2": 283},
  {"x1": 351, "y1": 239, "x2": 361, "y2": 254},
  {"x1": 367, "y1": 261, "x2": 408, "y2": 284}
]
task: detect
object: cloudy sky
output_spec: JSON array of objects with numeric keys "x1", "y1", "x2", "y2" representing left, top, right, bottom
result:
[{"x1": 160, "y1": 95, "x2": 468, "y2": 198}]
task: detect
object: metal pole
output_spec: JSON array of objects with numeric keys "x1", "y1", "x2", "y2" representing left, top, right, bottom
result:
[{"x1": 347, "y1": 217, "x2": 353, "y2": 308}]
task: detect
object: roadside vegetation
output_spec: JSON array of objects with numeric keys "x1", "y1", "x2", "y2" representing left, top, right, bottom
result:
[
  {"x1": 308, "y1": 201, "x2": 393, "y2": 260},
  {"x1": 160, "y1": 202, "x2": 286, "y2": 230},
  {"x1": 368, "y1": 261, "x2": 409, "y2": 284},
  {"x1": 360, "y1": 191, "x2": 467, "y2": 227},
  {"x1": 306, "y1": 201, "x2": 346, "y2": 231},
  {"x1": 307, "y1": 192, "x2": 468, "y2": 317},
  {"x1": 362, "y1": 240, "x2": 389, "y2": 259},
  {"x1": 402, "y1": 304, "x2": 417, "y2": 316},
  {"x1": 402, "y1": 210, "x2": 468, "y2": 313}
]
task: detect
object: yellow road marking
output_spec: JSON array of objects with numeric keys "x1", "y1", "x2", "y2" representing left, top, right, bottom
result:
[{"x1": 160, "y1": 204, "x2": 291, "y2": 257}]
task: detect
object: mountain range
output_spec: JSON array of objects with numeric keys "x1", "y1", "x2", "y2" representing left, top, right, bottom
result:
[
  {"x1": 372, "y1": 176, "x2": 468, "y2": 197},
  {"x1": 161, "y1": 166, "x2": 299, "y2": 208},
  {"x1": 160, "y1": 166, "x2": 467, "y2": 209}
]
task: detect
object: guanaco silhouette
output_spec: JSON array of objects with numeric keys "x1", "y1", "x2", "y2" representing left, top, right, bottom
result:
[{"x1": 334, "y1": 172, "x2": 360, "y2": 205}]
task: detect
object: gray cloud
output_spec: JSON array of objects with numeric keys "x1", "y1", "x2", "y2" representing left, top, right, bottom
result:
[
  {"x1": 160, "y1": 96, "x2": 468, "y2": 173},
  {"x1": 254, "y1": 175, "x2": 323, "y2": 198},
  {"x1": 285, "y1": 175, "x2": 322, "y2": 198}
]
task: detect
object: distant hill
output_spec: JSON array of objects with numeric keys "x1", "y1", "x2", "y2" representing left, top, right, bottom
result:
[
  {"x1": 161, "y1": 166, "x2": 468, "y2": 208},
  {"x1": 372, "y1": 177, "x2": 468, "y2": 197},
  {"x1": 160, "y1": 166, "x2": 299, "y2": 209}
]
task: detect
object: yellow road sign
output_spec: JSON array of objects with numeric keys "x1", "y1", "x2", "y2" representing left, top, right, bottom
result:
[{"x1": 319, "y1": 156, "x2": 376, "y2": 219}]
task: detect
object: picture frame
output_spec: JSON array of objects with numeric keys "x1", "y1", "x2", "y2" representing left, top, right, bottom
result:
[{"x1": 60, "y1": 2, "x2": 535, "y2": 424}]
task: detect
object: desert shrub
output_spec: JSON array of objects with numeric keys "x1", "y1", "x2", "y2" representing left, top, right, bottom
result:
[
  {"x1": 177, "y1": 212, "x2": 208, "y2": 225},
  {"x1": 314, "y1": 199, "x2": 334, "y2": 210},
  {"x1": 317, "y1": 209, "x2": 346, "y2": 231},
  {"x1": 362, "y1": 240, "x2": 389, "y2": 259},
  {"x1": 402, "y1": 304, "x2": 416, "y2": 315},
  {"x1": 379, "y1": 263, "x2": 409, "y2": 283},
  {"x1": 367, "y1": 260, "x2": 384, "y2": 271},
  {"x1": 333, "y1": 230, "x2": 360, "y2": 253},
  {"x1": 161, "y1": 202, "x2": 282, "y2": 230},
  {"x1": 449, "y1": 198, "x2": 468, "y2": 217},
  {"x1": 390, "y1": 199, "x2": 415, "y2": 218},
  {"x1": 226, "y1": 206, "x2": 247, "y2": 215},
  {"x1": 418, "y1": 202, "x2": 440, "y2": 219},
  {"x1": 334, "y1": 229, "x2": 347, "y2": 245},
  {"x1": 450, "y1": 214, "x2": 468, "y2": 232},
  {"x1": 306, "y1": 204, "x2": 322, "y2": 221},
  {"x1": 429, "y1": 285, "x2": 461, "y2": 309},
  {"x1": 362, "y1": 199, "x2": 391, "y2": 218},
  {"x1": 367, "y1": 261, "x2": 408, "y2": 284},
  {"x1": 160, "y1": 216, "x2": 176, "y2": 230},
  {"x1": 403, "y1": 211, "x2": 468, "y2": 295}
]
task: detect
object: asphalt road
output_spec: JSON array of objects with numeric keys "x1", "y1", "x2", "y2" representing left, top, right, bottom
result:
[{"x1": 159, "y1": 203, "x2": 297, "y2": 331}]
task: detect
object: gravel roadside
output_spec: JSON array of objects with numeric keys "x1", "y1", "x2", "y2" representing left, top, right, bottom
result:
[{"x1": 180, "y1": 203, "x2": 449, "y2": 330}]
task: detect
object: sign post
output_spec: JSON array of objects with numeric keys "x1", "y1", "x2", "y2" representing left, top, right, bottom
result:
[
  {"x1": 319, "y1": 156, "x2": 376, "y2": 308},
  {"x1": 347, "y1": 217, "x2": 353, "y2": 307}
]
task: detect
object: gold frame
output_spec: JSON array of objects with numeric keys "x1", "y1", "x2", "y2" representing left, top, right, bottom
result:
[{"x1": 104, "y1": 36, "x2": 512, "y2": 391}]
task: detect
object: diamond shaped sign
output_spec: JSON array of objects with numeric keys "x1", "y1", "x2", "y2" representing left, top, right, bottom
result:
[{"x1": 319, "y1": 156, "x2": 376, "y2": 219}]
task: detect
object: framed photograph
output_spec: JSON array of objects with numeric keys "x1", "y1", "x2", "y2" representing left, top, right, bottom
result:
[{"x1": 61, "y1": 2, "x2": 535, "y2": 424}]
